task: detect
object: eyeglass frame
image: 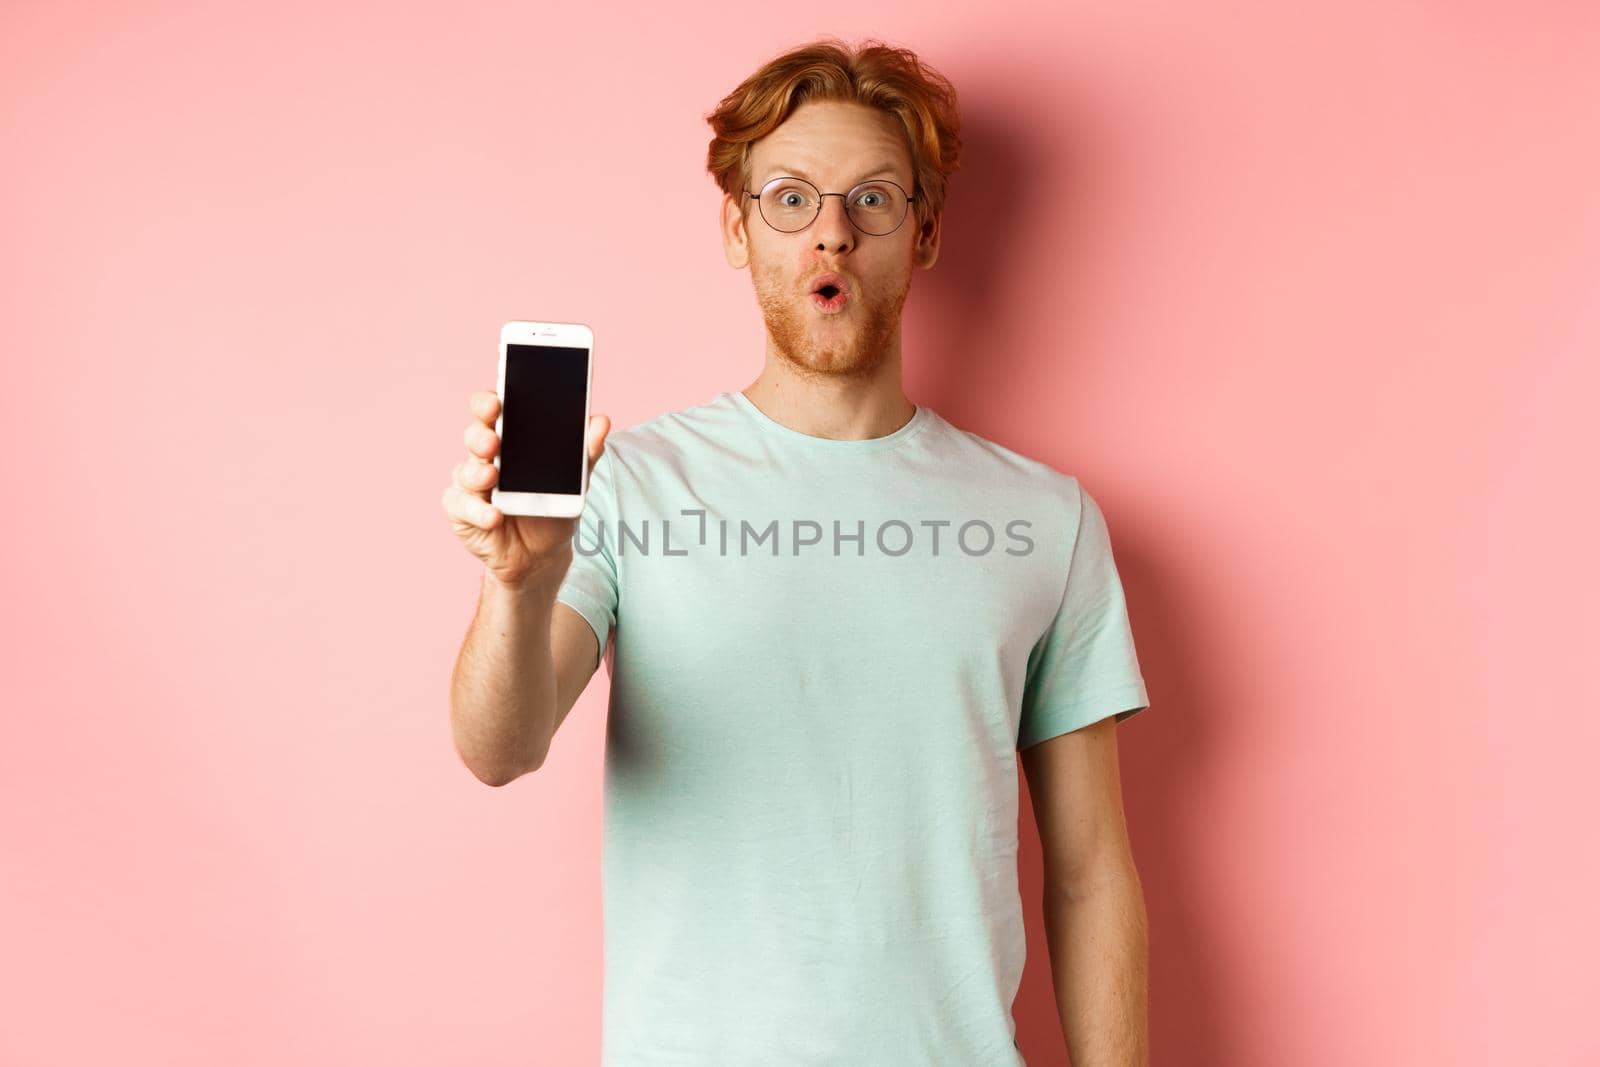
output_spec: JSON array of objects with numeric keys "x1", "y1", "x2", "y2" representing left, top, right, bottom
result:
[{"x1": 744, "y1": 175, "x2": 919, "y2": 237}]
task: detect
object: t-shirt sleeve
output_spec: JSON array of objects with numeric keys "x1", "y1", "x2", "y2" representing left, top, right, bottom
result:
[
  {"x1": 1017, "y1": 480, "x2": 1151, "y2": 749},
  {"x1": 554, "y1": 446, "x2": 620, "y2": 661}
]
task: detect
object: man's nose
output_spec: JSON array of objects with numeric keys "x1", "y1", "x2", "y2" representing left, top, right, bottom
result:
[{"x1": 812, "y1": 196, "x2": 855, "y2": 253}]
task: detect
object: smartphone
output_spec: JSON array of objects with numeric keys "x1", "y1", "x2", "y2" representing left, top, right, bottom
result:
[{"x1": 490, "y1": 320, "x2": 594, "y2": 518}]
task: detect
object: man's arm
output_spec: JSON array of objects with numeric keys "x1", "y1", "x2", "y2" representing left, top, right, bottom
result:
[
  {"x1": 1020, "y1": 713, "x2": 1150, "y2": 1067},
  {"x1": 449, "y1": 568, "x2": 601, "y2": 787}
]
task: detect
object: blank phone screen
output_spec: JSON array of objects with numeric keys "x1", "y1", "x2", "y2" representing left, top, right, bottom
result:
[{"x1": 499, "y1": 342, "x2": 589, "y2": 494}]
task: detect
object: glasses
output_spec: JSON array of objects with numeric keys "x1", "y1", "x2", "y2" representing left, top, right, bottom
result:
[{"x1": 745, "y1": 175, "x2": 917, "y2": 236}]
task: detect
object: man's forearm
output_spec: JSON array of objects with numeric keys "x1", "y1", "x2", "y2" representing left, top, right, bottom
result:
[
  {"x1": 1041, "y1": 865, "x2": 1150, "y2": 1067},
  {"x1": 449, "y1": 569, "x2": 563, "y2": 785}
]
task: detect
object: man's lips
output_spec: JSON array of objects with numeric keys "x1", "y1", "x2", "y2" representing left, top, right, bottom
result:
[
  {"x1": 808, "y1": 272, "x2": 850, "y2": 298},
  {"x1": 811, "y1": 288, "x2": 850, "y2": 313}
]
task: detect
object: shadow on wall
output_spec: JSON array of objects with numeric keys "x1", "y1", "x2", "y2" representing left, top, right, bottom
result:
[{"x1": 912, "y1": 97, "x2": 1064, "y2": 428}]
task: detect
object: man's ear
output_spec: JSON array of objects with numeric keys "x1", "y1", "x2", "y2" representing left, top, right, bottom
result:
[
  {"x1": 721, "y1": 194, "x2": 751, "y2": 269},
  {"x1": 913, "y1": 209, "x2": 941, "y2": 270}
]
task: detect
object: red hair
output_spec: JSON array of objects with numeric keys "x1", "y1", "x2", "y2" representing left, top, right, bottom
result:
[{"x1": 704, "y1": 37, "x2": 963, "y2": 234}]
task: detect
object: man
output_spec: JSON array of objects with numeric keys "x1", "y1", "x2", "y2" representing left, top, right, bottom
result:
[{"x1": 445, "y1": 38, "x2": 1152, "y2": 1067}]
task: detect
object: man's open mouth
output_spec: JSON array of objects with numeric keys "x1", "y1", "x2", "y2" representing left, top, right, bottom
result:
[{"x1": 809, "y1": 273, "x2": 850, "y2": 311}]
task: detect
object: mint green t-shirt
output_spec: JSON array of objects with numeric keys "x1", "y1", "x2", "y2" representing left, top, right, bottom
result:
[{"x1": 554, "y1": 390, "x2": 1150, "y2": 1066}]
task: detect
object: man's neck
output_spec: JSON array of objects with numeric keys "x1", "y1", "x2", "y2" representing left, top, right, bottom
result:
[{"x1": 739, "y1": 372, "x2": 916, "y2": 441}]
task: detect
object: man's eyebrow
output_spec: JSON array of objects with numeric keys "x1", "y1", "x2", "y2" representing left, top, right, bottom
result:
[{"x1": 763, "y1": 163, "x2": 905, "y2": 185}]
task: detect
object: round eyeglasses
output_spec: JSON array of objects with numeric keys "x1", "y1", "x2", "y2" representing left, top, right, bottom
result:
[{"x1": 745, "y1": 176, "x2": 917, "y2": 236}]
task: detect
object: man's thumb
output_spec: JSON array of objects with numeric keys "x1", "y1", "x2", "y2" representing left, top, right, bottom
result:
[{"x1": 586, "y1": 413, "x2": 611, "y2": 468}]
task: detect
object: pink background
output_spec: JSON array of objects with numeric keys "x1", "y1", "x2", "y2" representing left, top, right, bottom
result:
[{"x1": 4, "y1": 3, "x2": 1597, "y2": 1064}]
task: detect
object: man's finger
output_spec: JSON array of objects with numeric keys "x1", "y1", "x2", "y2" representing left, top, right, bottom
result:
[{"x1": 587, "y1": 414, "x2": 611, "y2": 468}]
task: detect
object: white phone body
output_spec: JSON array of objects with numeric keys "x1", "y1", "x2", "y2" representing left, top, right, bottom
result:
[{"x1": 491, "y1": 320, "x2": 594, "y2": 518}]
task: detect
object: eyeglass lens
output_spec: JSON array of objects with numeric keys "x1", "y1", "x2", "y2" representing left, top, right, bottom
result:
[{"x1": 757, "y1": 177, "x2": 911, "y2": 235}]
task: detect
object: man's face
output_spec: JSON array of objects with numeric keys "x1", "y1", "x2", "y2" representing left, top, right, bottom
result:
[{"x1": 722, "y1": 99, "x2": 940, "y2": 380}]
